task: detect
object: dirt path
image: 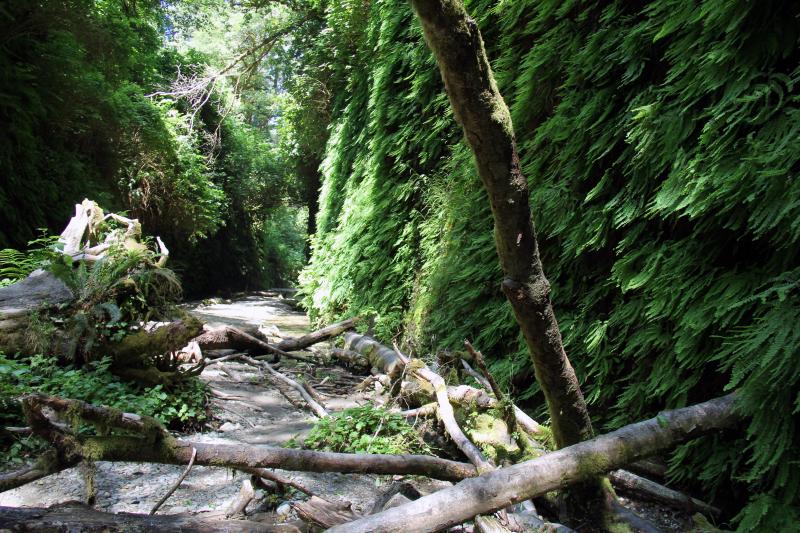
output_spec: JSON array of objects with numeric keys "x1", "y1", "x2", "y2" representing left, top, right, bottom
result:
[{"x1": 0, "y1": 294, "x2": 399, "y2": 521}]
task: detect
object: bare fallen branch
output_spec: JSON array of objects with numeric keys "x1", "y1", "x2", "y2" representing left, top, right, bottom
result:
[
  {"x1": 150, "y1": 447, "x2": 197, "y2": 515},
  {"x1": 238, "y1": 355, "x2": 328, "y2": 418},
  {"x1": 274, "y1": 318, "x2": 359, "y2": 352},
  {"x1": 0, "y1": 503, "x2": 298, "y2": 532},
  {"x1": 608, "y1": 469, "x2": 721, "y2": 517}
]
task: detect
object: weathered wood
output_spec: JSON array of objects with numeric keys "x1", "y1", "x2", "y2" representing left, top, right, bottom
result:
[
  {"x1": 608, "y1": 469, "x2": 721, "y2": 516},
  {"x1": 474, "y1": 515, "x2": 513, "y2": 533},
  {"x1": 414, "y1": 366, "x2": 493, "y2": 473},
  {"x1": 194, "y1": 325, "x2": 314, "y2": 363},
  {"x1": 343, "y1": 331, "x2": 404, "y2": 378},
  {"x1": 330, "y1": 347, "x2": 370, "y2": 371},
  {"x1": 293, "y1": 496, "x2": 361, "y2": 529},
  {"x1": 274, "y1": 318, "x2": 359, "y2": 352},
  {"x1": 226, "y1": 478, "x2": 256, "y2": 518},
  {"x1": 0, "y1": 503, "x2": 298, "y2": 532},
  {"x1": 327, "y1": 394, "x2": 740, "y2": 533}
]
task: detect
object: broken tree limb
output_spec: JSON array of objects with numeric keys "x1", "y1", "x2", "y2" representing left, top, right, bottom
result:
[
  {"x1": 293, "y1": 496, "x2": 362, "y2": 529},
  {"x1": 226, "y1": 478, "x2": 257, "y2": 518},
  {"x1": 413, "y1": 365, "x2": 494, "y2": 473},
  {"x1": 0, "y1": 450, "x2": 64, "y2": 492},
  {"x1": 343, "y1": 331, "x2": 404, "y2": 378},
  {"x1": 608, "y1": 469, "x2": 721, "y2": 517},
  {"x1": 194, "y1": 325, "x2": 314, "y2": 363},
  {"x1": 150, "y1": 447, "x2": 197, "y2": 515},
  {"x1": 327, "y1": 393, "x2": 740, "y2": 533},
  {"x1": 0, "y1": 503, "x2": 299, "y2": 533},
  {"x1": 246, "y1": 468, "x2": 318, "y2": 497},
  {"x1": 274, "y1": 318, "x2": 359, "y2": 352}
]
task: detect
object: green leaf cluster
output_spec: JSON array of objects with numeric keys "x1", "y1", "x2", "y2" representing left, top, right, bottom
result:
[{"x1": 304, "y1": 404, "x2": 430, "y2": 456}]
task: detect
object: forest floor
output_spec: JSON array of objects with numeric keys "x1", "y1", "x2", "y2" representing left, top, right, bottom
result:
[
  {"x1": 0, "y1": 293, "x2": 694, "y2": 531},
  {"x1": 0, "y1": 294, "x2": 450, "y2": 523}
]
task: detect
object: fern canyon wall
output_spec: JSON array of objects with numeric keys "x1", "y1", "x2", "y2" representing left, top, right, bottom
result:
[{"x1": 300, "y1": 0, "x2": 800, "y2": 528}]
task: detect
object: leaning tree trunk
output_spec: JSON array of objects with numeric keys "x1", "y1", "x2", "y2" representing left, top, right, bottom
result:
[{"x1": 409, "y1": 0, "x2": 605, "y2": 524}]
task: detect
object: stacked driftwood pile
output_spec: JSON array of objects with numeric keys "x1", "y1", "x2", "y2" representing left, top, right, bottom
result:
[{"x1": 0, "y1": 311, "x2": 737, "y2": 532}]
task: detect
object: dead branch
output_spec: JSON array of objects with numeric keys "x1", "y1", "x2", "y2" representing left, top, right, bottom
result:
[
  {"x1": 274, "y1": 318, "x2": 359, "y2": 352},
  {"x1": 226, "y1": 478, "x2": 256, "y2": 518},
  {"x1": 413, "y1": 365, "x2": 493, "y2": 473},
  {"x1": 327, "y1": 393, "x2": 740, "y2": 533},
  {"x1": 608, "y1": 469, "x2": 721, "y2": 516},
  {"x1": 194, "y1": 325, "x2": 314, "y2": 363},
  {"x1": 238, "y1": 355, "x2": 328, "y2": 418},
  {"x1": 293, "y1": 496, "x2": 361, "y2": 529},
  {"x1": 246, "y1": 468, "x2": 317, "y2": 497},
  {"x1": 150, "y1": 447, "x2": 197, "y2": 515},
  {"x1": 0, "y1": 503, "x2": 298, "y2": 532}
]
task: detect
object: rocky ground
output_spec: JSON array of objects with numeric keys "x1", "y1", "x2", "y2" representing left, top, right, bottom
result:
[{"x1": 0, "y1": 293, "x2": 695, "y2": 531}]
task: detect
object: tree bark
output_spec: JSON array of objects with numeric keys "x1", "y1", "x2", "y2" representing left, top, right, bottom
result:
[
  {"x1": 408, "y1": 0, "x2": 605, "y2": 522},
  {"x1": 0, "y1": 503, "x2": 301, "y2": 532},
  {"x1": 20, "y1": 393, "x2": 477, "y2": 484},
  {"x1": 274, "y1": 318, "x2": 358, "y2": 352},
  {"x1": 194, "y1": 325, "x2": 314, "y2": 363},
  {"x1": 327, "y1": 394, "x2": 740, "y2": 533}
]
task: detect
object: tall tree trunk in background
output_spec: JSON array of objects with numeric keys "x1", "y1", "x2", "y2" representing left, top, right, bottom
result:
[
  {"x1": 409, "y1": 0, "x2": 608, "y2": 524},
  {"x1": 299, "y1": 157, "x2": 322, "y2": 258}
]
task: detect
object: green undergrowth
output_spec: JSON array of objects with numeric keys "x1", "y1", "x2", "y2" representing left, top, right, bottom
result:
[
  {"x1": 304, "y1": 404, "x2": 431, "y2": 456},
  {"x1": 0, "y1": 353, "x2": 207, "y2": 465}
]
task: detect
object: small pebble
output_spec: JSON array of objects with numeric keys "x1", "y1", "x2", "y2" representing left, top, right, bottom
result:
[{"x1": 276, "y1": 502, "x2": 292, "y2": 520}]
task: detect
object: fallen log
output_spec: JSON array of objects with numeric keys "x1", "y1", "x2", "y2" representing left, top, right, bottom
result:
[
  {"x1": 21, "y1": 393, "x2": 477, "y2": 483},
  {"x1": 343, "y1": 332, "x2": 404, "y2": 378},
  {"x1": 293, "y1": 496, "x2": 361, "y2": 529},
  {"x1": 194, "y1": 325, "x2": 314, "y2": 363},
  {"x1": 413, "y1": 365, "x2": 493, "y2": 473},
  {"x1": 274, "y1": 318, "x2": 359, "y2": 352},
  {"x1": 327, "y1": 393, "x2": 740, "y2": 533},
  {"x1": 330, "y1": 347, "x2": 370, "y2": 371},
  {"x1": 608, "y1": 469, "x2": 721, "y2": 516},
  {"x1": 0, "y1": 503, "x2": 300, "y2": 532}
]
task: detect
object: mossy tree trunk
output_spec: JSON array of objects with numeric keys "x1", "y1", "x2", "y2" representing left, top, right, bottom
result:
[{"x1": 408, "y1": 0, "x2": 607, "y2": 525}]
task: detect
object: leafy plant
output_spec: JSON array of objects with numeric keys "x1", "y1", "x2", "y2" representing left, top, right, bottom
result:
[
  {"x1": 0, "y1": 352, "x2": 208, "y2": 465},
  {"x1": 304, "y1": 404, "x2": 430, "y2": 455}
]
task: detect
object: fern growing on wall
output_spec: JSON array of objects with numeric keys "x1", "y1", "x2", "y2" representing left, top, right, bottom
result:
[{"x1": 301, "y1": 0, "x2": 800, "y2": 528}]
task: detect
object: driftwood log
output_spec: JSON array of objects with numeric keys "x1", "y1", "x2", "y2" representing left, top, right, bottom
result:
[
  {"x1": 273, "y1": 318, "x2": 359, "y2": 352},
  {"x1": 0, "y1": 503, "x2": 302, "y2": 533},
  {"x1": 194, "y1": 325, "x2": 314, "y2": 363},
  {"x1": 327, "y1": 394, "x2": 740, "y2": 533}
]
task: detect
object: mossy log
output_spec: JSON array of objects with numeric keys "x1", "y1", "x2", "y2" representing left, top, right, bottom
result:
[
  {"x1": 16, "y1": 393, "x2": 478, "y2": 491},
  {"x1": 0, "y1": 270, "x2": 73, "y2": 355}
]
